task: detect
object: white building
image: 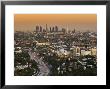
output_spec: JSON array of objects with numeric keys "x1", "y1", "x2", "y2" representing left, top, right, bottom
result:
[
  {"x1": 56, "y1": 48, "x2": 70, "y2": 58},
  {"x1": 91, "y1": 47, "x2": 97, "y2": 56},
  {"x1": 14, "y1": 47, "x2": 22, "y2": 53},
  {"x1": 81, "y1": 50, "x2": 91, "y2": 56}
]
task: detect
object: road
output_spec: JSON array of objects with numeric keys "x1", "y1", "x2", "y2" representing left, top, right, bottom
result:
[{"x1": 28, "y1": 49, "x2": 50, "y2": 76}]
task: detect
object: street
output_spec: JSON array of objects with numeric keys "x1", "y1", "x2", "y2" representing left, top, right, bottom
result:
[{"x1": 28, "y1": 49, "x2": 50, "y2": 76}]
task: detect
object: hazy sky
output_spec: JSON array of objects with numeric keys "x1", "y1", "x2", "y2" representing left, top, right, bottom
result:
[{"x1": 14, "y1": 14, "x2": 97, "y2": 32}]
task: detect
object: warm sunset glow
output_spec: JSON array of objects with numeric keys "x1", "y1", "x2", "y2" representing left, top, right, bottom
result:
[{"x1": 14, "y1": 14, "x2": 97, "y2": 32}]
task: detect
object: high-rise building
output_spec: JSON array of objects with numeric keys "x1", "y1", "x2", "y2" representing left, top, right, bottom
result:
[
  {"x1": 72, "y1": 28, "x2": 76, "y2": 33},
  {"x1": 73, "y1": 28, "x2": 75, "y2": 33},
  {"x1": 55, "y1": 26, "x2": 58, "y2": 32},
  {"x1": 50, "y1": 27, "x2": 52, "y2": 32},
  {"x1": 46, "y1": 24, "x2": 48, "y2": 32},
  {"x1": 40, "y1": 26, "x2": 42, "y2": 32},
  {"x1": 36, "y1": 25, "x2": 39, "y2": 33},
  {"x1": 66, "y1": 26, "x2": 69, "y2": 33},
  {"x1": 62, "y1": 28, "x2": 66, "y2": 33},
  {"x1": 52, "y1": 27, "x2": 54, "y2": 32},
  {"x1": 43, "y1": 29, "x2": 45, "y2": 32}
]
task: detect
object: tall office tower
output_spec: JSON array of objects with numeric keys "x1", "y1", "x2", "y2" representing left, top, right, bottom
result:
[
  {"x1": 55, "y1": 26, "x2": 58, "y2": 32},
  {"x1": 40, "y1": 26, "x2": 42, "y2": 32},
  {"x1": 50, "y1": 27, "x2": 52, "y2": 32},
  {"x1": 46, "y1": 24, "x2": 48, "y2": 32},
  {"x1": 66, "y1": 26, "x2": 69, "y2": 33},
  {"x1": 72, "y1": 28, "x2": 76, "y2": 33},
  {"x1": 43, "y1": 29, "x2": 46, "y2": 32},
  {"x1": 62, "y1": 28, "x2": 66, "y2": 33},
  {"x1": 74, "y1": 28, "x2": 76, "y2": 33},
  {"x1": 36, "y1": 25, "x2": 39, "y2": 33},
  {"x1": 39, "y1": 26, "x2": 43, "y2": 32},
  {"x1": 52, "y1": 27, "x2": 54, "y2": 32}
]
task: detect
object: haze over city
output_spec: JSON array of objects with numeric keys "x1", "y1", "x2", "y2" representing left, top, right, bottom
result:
[
  {"x1": 14, "y1": 14, "x2": 97, "y2": 32},
  {"x1": 14, "y1": 14, "x2": 97, "y2": 76}
]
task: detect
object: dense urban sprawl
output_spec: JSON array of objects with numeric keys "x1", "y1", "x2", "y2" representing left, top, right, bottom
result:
[{"x1": 14, "y1": 24, "x2": 97, "y2": 76}]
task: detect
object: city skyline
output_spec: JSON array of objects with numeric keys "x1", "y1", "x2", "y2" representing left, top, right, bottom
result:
[
  {"x1": 14, "y1": 14, "x2": 97, "y2": 76},
  {"x1": 14, "y1": 14, "x2": 97, "y2": 32}
]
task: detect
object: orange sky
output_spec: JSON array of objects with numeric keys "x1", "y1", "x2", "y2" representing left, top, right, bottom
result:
[{"x1": 14, "y1": 14, "x2": 97, "y2": 32}]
